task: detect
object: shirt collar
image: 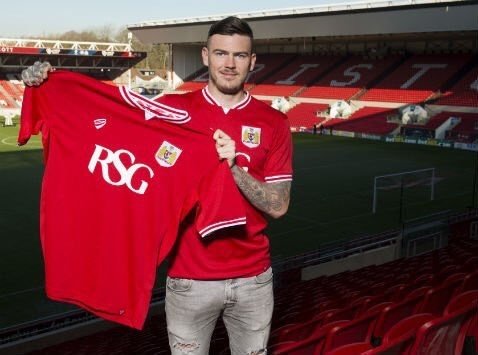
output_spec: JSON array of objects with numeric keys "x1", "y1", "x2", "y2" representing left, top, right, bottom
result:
[{"x1": 202, "y1": 86, "x2": 251, "y2": 112}]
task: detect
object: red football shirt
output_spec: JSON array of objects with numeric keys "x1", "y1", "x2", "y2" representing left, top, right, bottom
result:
[
  {"x1": 161, "y1": 87, "x2": 293, "y2": 279},
  {"x1": 18, "y1": 71, "x2": 246, "y2": 329}
]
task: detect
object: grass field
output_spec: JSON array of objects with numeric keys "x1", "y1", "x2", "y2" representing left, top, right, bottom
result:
[{"x1": 0, "y1": 126, "x2": 475, "y2": 329}]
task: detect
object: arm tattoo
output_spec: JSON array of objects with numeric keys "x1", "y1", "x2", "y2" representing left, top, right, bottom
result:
[{"x1": 231, "y1": 165, "x2": 291, "y2": 218}]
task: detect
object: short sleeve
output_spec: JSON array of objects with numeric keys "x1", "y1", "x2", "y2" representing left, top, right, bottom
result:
[
  {"x1": 17, "y1": 87, "x2": 53, "y2": 162},
  {"x1": 17, "y1": 87, "x2": 36, "y2": 146},
  {"x1": 195, "y1": 162, "x2": 246, "y2": 237},
  {"x1": 264, "y1": 115, "x2": 293, "y2": 183}
]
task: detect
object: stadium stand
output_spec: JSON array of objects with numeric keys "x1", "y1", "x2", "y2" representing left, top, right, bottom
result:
[
  {"x1": 436, "y1": 64, "x2": 478, "y2": 107},
  {"x1": 176, "y1": 54, "x2": 297, "y2": 93},
  {"x1": 163, "y1": 51, "x2": 477, "y2": 143},
  {"x1": 245, "y1": 53, "x2": 297, "y2": 87},
  {"x1": 286, "y1": 102, "x2": 328, "y2": 131},
  {"x1": 176, "y1": 80, "x2": 208, "y2": 92},
  {"x1": 401, "y1": 110, "x2": 457, "y2": 138},
  {"x1": 299, "y1": 55, "x2": 404, "y2": 100},
  {"x1": 1, "y1": 211, "x2": 477, "y2": 354},
  {"x1": 0, "y1": 74, "x2": 24, "y2": 108},
  {"x1": 266, "y1": 233, "x2": 478, "y2": 355},
  {"x1": 445, "y1": 112, "x2": 478, "y2": 143},
  {"x1": 360, "y1": 54, "x2": 474, "y2": 104},
  {"x1": 323, "y1": 107, "x2": 399, "y2": 135},
  {"x1": 250, "y1": 55, "x2": 342, "y2": 97}
]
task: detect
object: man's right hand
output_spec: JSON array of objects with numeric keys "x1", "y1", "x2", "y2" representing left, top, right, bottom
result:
[{"x1": 21, "y1": 61, "x2": 52, "y2": 86}]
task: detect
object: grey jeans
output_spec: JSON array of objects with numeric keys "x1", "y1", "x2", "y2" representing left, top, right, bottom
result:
[{"x1": 165, "y1": 267, "x2": 274, "y2": 355}]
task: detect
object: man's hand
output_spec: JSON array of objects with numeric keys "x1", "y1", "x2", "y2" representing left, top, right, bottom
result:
[
  {"x1": 213, "y1": 129, "x2": 291, "y2": 218},
  {"x1": 213, "y1": 129, "x2": 236, "y2": 168},
  {"x1": 21, "y1": 61, "x2": 52, "y2": 86}
]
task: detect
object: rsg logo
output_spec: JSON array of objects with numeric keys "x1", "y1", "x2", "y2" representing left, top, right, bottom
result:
[{"x1": 88, "y1": 144, "x2": 154, "y2": 195}]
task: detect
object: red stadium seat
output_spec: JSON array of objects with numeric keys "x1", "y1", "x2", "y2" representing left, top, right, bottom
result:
[
  {"x1": 322, "y1": 305, "x2": 384, "y2": 354},
  {"x1": 446, "y1": 290, "x2": 478, "y2": 352},
  {"x1": 382, "y1": 313, "x2": 436, "y2": 345},
  {"x1": 321, "y1": 303, "x2": 362, "y2": 326},
  {"x1": 359, "y1": 314, "x2": 435, "y2": 354},
  {"x1": 408, "y1": 301, "x2": 477, "y2": 355},
  {"x1": 435, "y1": 66, "x2": 478, "y2": 107},
  {"x1": 366, "y1": 302, "x2": 393, "y2": 315},
  {"x1": 324, "y1": 342, "x2": 372, "y2": 355},
  {"x1": 269, "y1": 321, "x2": 347, "y2": 355},
  {"x1": 382, "y1": 283, "x2": 409, "y2": 303},
  {"x1": 372, "y1": 292, "x2": 426, "y2": 343},
  {"x1": 460, "y1": 271, "x2": 478, "y2": 293},
  {"x1": 361, "y1": 334, "x2": 415, "y2": 355},
  {"x1": 418, "y1": 279, "x2": 463, "y2": 316},
  {"x1": 443, "y1": 272, "x2": 467, "y2": 289},
  {"x1": 446, "y1": 290, "x2": 478, "y2": 315},
  {"x1": 412, "y1": 274, "x2": 434, "y2": 287},
  {"x1": 268, "y1": 341, "x2": 298, "y2": 354},
  {"x1": 405, "y1": 285, "x2": 431, "y2": 300},
  {"x1": 361, "y1": 54, "x2": 472, "y2": 103}
]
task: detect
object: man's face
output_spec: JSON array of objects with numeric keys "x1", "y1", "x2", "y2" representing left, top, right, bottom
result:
[{"x1": 202, "y1": 34, "x2": 256, "y2": 95}]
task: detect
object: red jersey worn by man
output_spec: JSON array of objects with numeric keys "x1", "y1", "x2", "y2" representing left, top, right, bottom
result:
[
  {"x1": 161, "y1": 86, "x2": 293, "y2": 280},
  {"x1": 18, "y1": 71, "x2": 246, "y2": 329}
]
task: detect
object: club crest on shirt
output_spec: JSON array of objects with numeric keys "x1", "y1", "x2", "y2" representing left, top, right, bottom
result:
[
  {"x1": 241, "y1": 126, "x2": 261, "y2": 148},
  {"x1": 155, "y1": 141, "x2": 182, "y2": 167}
]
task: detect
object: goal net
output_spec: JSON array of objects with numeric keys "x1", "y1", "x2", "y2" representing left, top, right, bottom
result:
[{"x1": 372, "y1": 168, "x2": 435, "y2": 214}]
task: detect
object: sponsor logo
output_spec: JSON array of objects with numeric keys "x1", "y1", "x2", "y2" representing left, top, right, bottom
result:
[
  {"x1": 45, "y1": 48, "x2": 61, "y2": 55},
  {"x1": 88, "y1": 144, "x2": 154, "y2": 195},
  {"x1": 241, "y1": 126, "x2": 261, "y2": 148},
  {"x1": 155, "y1": 141, "x2": 182, "y2": 167}
]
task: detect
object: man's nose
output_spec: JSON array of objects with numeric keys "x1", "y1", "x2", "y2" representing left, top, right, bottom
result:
[{"x1": 224, "y1": 54, "x2": 236, "y2": 68}]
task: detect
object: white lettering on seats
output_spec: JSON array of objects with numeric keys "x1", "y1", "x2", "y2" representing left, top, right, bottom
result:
[
  {"x1": 400, "y1": 64, "x2": 447, "y2": 89},
  {"x1": 330, "y1": 64, "x2": 373, "y2": 87},
  {"x1": 276, "y1": 64, "x2": 319, "y2": 85}
]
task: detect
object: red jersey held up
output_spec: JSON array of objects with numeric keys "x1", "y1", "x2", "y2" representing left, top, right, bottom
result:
[
  {"x1": 18, "y1": 71, "x2": 246, "y2": 329},
  {"x1": 161, "y1": 87, "x2": 293, "y2": 280}
]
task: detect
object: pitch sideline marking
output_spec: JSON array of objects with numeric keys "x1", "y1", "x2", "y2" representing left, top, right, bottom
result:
[{"x1": 1, "y1": 135, "x2": 41, "y2": 147}]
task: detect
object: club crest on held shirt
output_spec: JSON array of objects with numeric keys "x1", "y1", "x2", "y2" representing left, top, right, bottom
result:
[
  {"x1": 241, "y1": 126, "x2": 261, "y2": 148},
  {"x1": 155, "y1": 141, "x2": 182, "y2": 167}
]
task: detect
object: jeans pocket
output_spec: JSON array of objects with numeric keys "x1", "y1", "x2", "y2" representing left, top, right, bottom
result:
[
  {"x1": 167, "y1": 277, "x2": 193, "y2": 293},
  {"x1": 254, "y1": 267, "x2": 273, "y2": 284}
]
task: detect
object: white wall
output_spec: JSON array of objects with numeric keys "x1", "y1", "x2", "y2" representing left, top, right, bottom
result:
[{"x1": 171, "y1": 44, "x2": 203, "y2": 88}]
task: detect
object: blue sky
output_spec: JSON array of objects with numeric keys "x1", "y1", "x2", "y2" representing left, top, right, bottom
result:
[{"x1": 2, "y1": 0, "x2": 341, "y2": 38}]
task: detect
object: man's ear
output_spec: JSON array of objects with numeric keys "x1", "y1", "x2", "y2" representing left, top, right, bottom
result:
[
  {"x1": 202, "y1": 47, "x2": 209, "y2": 67},
  {"x1": 249, "y1": 53, "x2": 257, "y2": 72}
]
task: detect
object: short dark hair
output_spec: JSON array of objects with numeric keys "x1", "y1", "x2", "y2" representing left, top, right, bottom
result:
[{"x1": 207, "y1": 16, "x2": 254, "y2": 42}]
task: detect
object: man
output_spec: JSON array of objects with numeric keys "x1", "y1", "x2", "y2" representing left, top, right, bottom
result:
[{"x1": 22, "y1": 16, "x2": 293, "y2": 355}]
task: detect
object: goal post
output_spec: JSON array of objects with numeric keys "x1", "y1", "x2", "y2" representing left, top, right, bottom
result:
[{"x1": 372, "y1": 168, "x2": 435, "y2": 214}]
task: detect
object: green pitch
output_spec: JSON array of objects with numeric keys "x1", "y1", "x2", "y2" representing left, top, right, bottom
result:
[{"x1": 0, "y1": 129, "x2": 474, "y2": 328}]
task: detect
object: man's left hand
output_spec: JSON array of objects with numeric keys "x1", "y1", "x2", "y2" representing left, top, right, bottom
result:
[{"x1": 213, "y1": 129, "x2": 236, "y2": 168}]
